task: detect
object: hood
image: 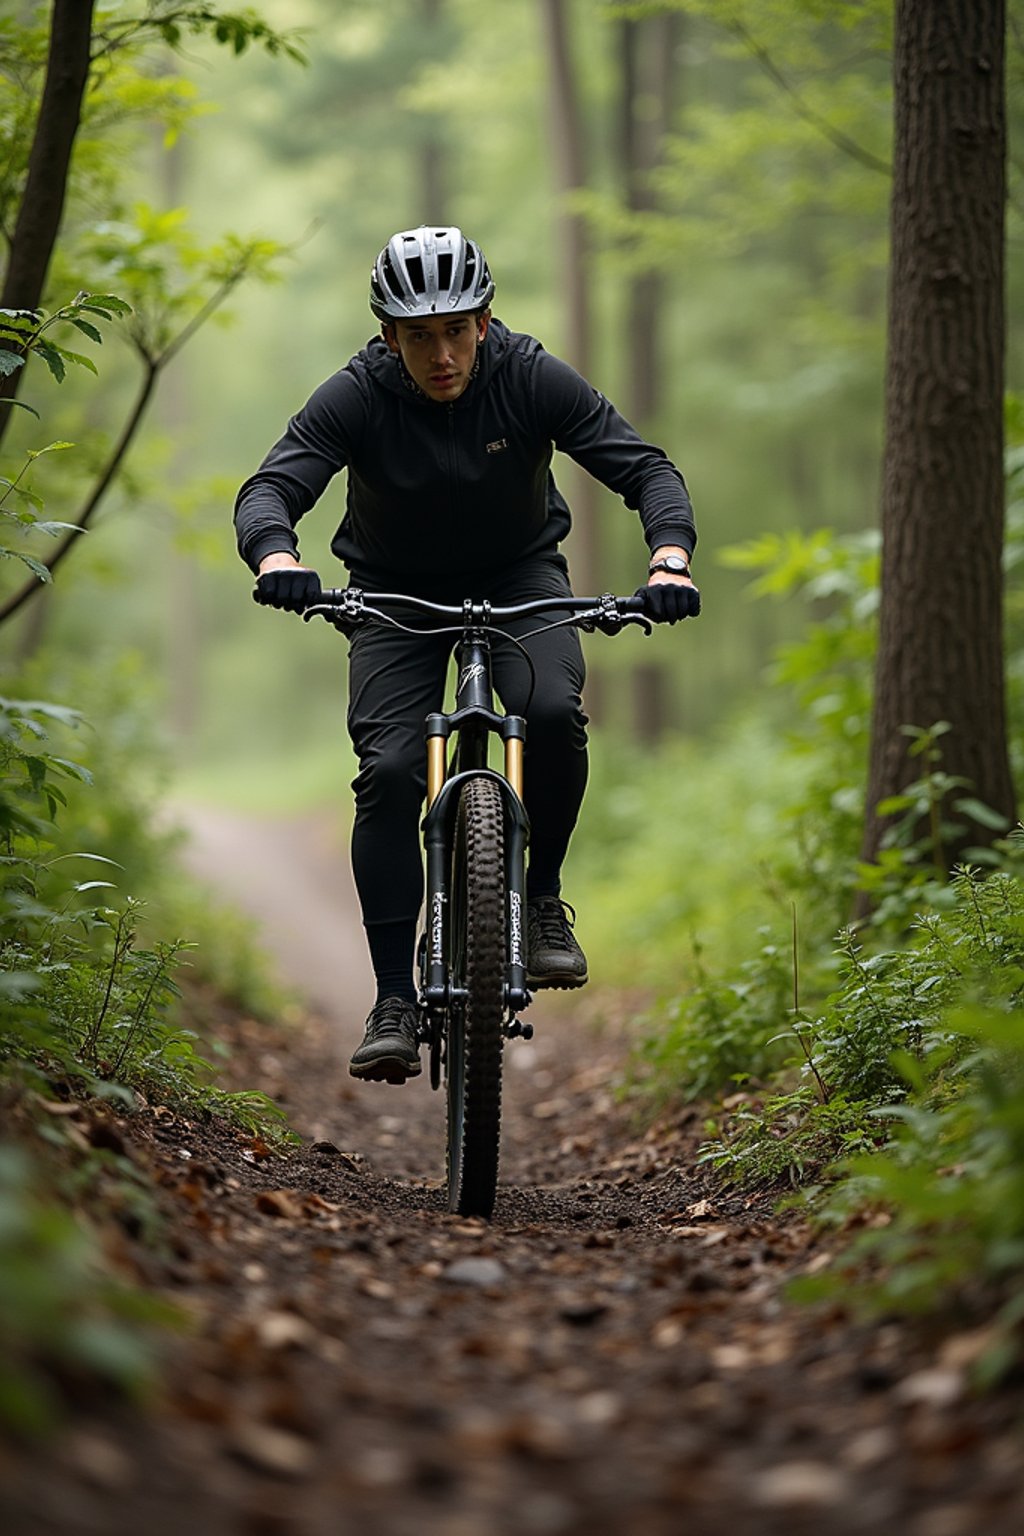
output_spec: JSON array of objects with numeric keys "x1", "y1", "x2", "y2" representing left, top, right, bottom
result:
[{"x1": 358, "y1": 317, "x2": 520, "y2": 406}]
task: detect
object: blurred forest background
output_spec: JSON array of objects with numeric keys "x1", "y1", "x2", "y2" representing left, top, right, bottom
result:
[{"x1": 2, "y1": 0, "x2": 1023, "y2": 1011}]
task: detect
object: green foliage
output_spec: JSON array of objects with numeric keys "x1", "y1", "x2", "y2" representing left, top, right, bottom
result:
[
  {"x1": 0, "y1": 297, "x2": 133, "y2": 599},
  {"x1": 701, "y1": 863, "x2": 1024, "y2": 1201},
  {"x1": 791, "y1": 996, "x2": 1024, "y2": 1383},
  {"x1": 634, "y1": 930, "x2": 795, "y2": 1104},
  {"x1": 0, "y1": 1143, "x2": 173, "y2": 1437},
  {"x1": 0, "y1": 685, "x2": 288, "y2": 1128}
]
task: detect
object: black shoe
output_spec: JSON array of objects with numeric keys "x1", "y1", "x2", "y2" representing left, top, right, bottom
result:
[
  {"x1": 526, "y1": 897, "x2": 588, "y2": 990},
  {"x1": 349, "y1": 996, "x2": 422, "y2": 1083}
]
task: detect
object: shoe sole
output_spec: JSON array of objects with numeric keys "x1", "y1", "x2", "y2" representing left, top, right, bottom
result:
[
  {"x1": 527, "y1": 972, "x2": 589, "y2": 991},
  {"x1": 349, "y1": 1055, "x2": 422, "y2": 1084}
]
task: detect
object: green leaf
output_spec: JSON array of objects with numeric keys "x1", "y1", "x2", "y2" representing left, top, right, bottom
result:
[
  {"x1": 33, "y1": 342, "x2": 65, "y2": 383},
  {"x1": 28, "y1": 521, "x2": 83, "y2": 539},
  {"x1": 7, "y1": 552, "x2": 52, "y2": 582},
  {"x1": 69, "y1": 318, "x2": 103, "y2": 346},
  {"x1": 0, "y1": 350, "x2": 24, "y2": 377},
  {"x1": 954, "y1": 797, "x2": 1011, "y2": 832},
  {"x1": 26, "y1": 441, "x2": 74, "y2": 459},
  {"x1": 0, "y1": 400, "x2": 39, "y2": 418},
  {"x1": 47, "y1": 758, "x2": 93, "y2": 783},
  {"x1": 47, "y1": 346, "x2": 97, "y2": 377},
  {"x1": 80, "y1": 294, "x2": 132, "y2": 316}
]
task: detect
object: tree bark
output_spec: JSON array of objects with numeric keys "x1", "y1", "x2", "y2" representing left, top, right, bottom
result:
[
  {"x1": 618, "y1": 12, "x2": 681, "y2": 428},
  {"x1": 539, "y1": 0, "x2": 600, "y2": 597},
  {"x1": 861, "y1": 0, "x2": 1015, "y2": 870},
  {"x1": 418, "y1": 0, "x2": 448, "y2": 221},
  {"x1": 0, "y1": 0, "x2": 95, "y2": 437}
]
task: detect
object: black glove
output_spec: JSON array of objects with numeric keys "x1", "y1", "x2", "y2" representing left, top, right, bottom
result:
[
  {"x1": 634, "y1": 580, "x2": 701, "y2": 624},
  {"x1": 253, "y1": 567, "x2": 322, "y2": 613}
]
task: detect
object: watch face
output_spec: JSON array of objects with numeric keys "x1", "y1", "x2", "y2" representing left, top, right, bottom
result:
[{"x1": 655, "y1": 555, "x2": 689, "y2": 574}]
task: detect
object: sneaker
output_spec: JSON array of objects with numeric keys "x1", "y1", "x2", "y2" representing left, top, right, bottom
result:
[
  {"x1": 349, "y1": 996, "x2": 422, "y2": 1083},
  {"x1": 526, "y1": 896, "x2": 588, "y2": 990}
]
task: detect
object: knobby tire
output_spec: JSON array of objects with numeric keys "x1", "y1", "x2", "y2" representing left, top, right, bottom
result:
[{"x1": 446, "y1": 776, "x2": 505, "y2": 1218}]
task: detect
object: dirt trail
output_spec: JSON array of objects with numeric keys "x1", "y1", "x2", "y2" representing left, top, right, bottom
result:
[{"x1": 4, "y1": 806, "x2": 1024, "y2": 1536}]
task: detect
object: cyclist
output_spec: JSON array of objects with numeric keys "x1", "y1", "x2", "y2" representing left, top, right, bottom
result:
[{"x1": 235, "y1": 225, "x2": 699, "y2": 1084}]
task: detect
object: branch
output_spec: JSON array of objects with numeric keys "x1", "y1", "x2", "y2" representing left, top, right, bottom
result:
[
  {"x1": 0, "y1": 357, "x2": 158, "y2": 627},
  {"x1": 730, "y1": 17, "x2": 891, "y2": 178},
  {"x1": 0, "y1": 251, "x2": 263, "y2": 626}
]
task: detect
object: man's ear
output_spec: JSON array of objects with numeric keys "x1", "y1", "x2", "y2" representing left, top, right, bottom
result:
[
  {"x1": 477, "y1": 309, "x2": 491, "y2": 342},
  {"x1": 383, "y1": 322, "x2": 400, "y2": 355}
]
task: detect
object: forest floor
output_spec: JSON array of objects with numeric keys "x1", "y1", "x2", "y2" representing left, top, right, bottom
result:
[{"x1": 3, "y1": 808, "x2": 1024, "y2": 1536}]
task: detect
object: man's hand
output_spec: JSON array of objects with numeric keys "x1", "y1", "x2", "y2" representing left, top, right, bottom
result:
[
  {"x1": 253, "y1": 553, "x2": 322, "y2": 612},
  {"x1": 635, "y1": 577, "x2": 701, "y2": 623}
]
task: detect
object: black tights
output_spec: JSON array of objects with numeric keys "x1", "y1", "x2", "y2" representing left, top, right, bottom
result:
[{"x1": 345, "y1": 561, "x2": 588, "y2": 1001}]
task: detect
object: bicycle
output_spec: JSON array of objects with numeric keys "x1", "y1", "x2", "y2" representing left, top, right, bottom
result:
[{"x1": 301, "y1": 587, "x2": 654, "y2": 1219}]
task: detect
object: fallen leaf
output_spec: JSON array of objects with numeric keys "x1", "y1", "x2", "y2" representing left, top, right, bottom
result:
[
  {"x1": 255, "y1": 1190, "x2": 305, "y2": 1220},
  {"x1": 257, "y1": 1311, "x2": 315, "y2": 1350},
  {"x1": 753, "y1": 1461, "x2": 848, "y2": 1509},
  {"x1": 230, "y1": 1422, "x2": 315, "y2": 1479}
]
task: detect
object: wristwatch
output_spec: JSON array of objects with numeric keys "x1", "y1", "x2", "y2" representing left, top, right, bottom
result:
[{"x1": 648, "y1": 554, "x2": 691, "y2": 578}]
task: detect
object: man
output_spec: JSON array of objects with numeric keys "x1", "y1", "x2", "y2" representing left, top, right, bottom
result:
[{"x1": 235, "y1": 225, "x2": 699, "y2": 1084}]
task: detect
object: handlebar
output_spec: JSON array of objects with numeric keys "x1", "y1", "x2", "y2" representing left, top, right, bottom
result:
[{"x1": 299, "y1": 588, "x2": 651, "y2": 636}]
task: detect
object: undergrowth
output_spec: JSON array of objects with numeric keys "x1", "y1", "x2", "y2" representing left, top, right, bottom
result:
[
  {"x1": 630, "y1": 495, "x2": 1024, "y2": 1383},
  {"x1": 1, "y1": 302, "x2": 293, "y2": 1435}
]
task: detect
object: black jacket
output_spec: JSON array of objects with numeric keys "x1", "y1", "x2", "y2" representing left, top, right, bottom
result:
[{"x1": 234, "y1": 319, "x2": 696, "y2": 596}]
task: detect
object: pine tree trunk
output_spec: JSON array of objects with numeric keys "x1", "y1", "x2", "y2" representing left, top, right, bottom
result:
[{"x1": 861, "y1": 0, "x2": 1015, "y2": 871}]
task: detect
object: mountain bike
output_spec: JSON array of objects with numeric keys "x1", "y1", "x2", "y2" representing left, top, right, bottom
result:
[{"x1": 303, "y1": 588, "x2": 653, "y2": 1219}]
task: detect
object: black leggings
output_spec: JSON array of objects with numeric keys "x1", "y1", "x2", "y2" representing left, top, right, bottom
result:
[{"x1": 346, "y1": 560, "x2": 588, "y2": 934}]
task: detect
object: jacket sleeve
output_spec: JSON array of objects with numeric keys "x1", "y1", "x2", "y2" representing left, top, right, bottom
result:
[
  {"x1": 234, "y1": 368, "x2": 368, "y2": 573},
  {"x1": 532, "y1": 350, "x2": 696, "y2": 558}
]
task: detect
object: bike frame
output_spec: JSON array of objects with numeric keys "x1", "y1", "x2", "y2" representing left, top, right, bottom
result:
[
  {"x1": 303, "y1": 587, "x2": 649, "y2": 1041},
  {"x1": 420, "y1": 600, "x2": 531, "y2": 1019}
]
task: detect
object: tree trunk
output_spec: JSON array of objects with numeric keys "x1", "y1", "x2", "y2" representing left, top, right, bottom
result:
[
  {"x1": 418, "y1": 0, "x2": 448, "y2": 221},
  {"x1": 539, "y1": 0, "x2": 600, "y2": 597},
  {"x1": 861, "y1": 0, "x2": 1015, "y2": 871},
  {"x1": 618, "y1": 13, "x2": 682, "y2": 743},
  {"x1": 0, "y1": 0, "x2": 95, "y2": 439},
  {"x1": 618, "y1": 12, "x2": 681, "y2": 428}
]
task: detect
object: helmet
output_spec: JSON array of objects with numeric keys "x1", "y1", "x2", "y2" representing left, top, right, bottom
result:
[{"x1": 369, "y1": 226, "x2": 495, "y2": 322}]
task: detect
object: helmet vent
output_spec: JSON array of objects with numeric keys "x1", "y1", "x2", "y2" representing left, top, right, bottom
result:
[
  {"x1": 405, "y1": 255, "x2": 425, "y2": 295},
  {"x1": 436, "y1": 253, "x2": 452, "y2": 291}
]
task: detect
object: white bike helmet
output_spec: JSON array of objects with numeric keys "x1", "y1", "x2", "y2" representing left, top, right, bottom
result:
[{"x1": 370, "y1": 226, "x2": 495, "y2": 321}]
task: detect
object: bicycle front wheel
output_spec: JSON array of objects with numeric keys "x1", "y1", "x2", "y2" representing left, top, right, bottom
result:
[{"x1": 446, "y1": 775, "x2": 506, "y2": 1218}]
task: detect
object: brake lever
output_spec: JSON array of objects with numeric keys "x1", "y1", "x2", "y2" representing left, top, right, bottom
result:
[
  {"x1": 621, "y1": 613, "x2": 654, "y2": 636},
  {"x1": 302, "y1": 591, "x2": 363, "y2": 632}
]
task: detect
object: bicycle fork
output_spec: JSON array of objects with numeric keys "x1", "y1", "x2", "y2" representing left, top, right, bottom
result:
[{"x1": 419, "y1": 623, "x2": 532, "y2": 1020}]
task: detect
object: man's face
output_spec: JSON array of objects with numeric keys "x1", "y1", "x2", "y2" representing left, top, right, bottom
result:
[{"x1": 385, "y1": 311, "x2": 489, "y2": 402}]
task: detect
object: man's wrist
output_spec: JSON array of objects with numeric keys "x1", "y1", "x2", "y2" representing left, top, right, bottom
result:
[
  {"x1": 648, "y1": 547, "x2": 692, "y2": 578},
  {"x1": 258, "y1": 552, "x2": 304, "y2": 575}
]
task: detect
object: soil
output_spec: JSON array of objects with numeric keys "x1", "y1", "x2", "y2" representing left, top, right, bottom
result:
[{"x1": 3, "y1": 809, "x2": 1024, "y2": 1536}]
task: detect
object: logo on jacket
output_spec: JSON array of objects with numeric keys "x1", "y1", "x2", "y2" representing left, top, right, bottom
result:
[{"x1": 485, "y1": 438, "x2": 508, "y2": 454}]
